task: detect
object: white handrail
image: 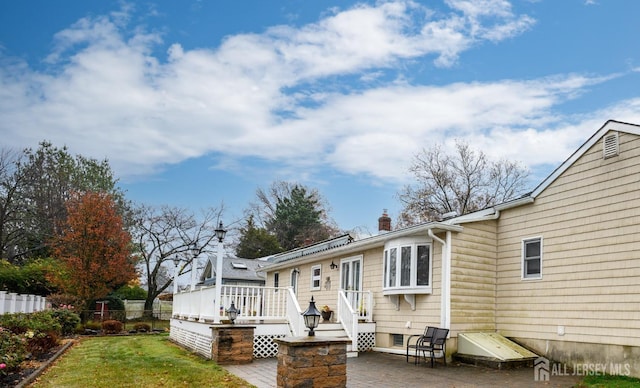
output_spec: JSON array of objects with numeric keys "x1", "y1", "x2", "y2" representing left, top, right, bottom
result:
[
  {"x1": 338, "y1": 290, "x2": 358, "y2": 351},
  {"x1": 285, "y1": 288, "x2": 305, "y2": 336}
]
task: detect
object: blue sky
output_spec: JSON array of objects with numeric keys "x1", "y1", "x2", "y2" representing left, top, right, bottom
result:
[{"x1": 1, "y1": 0, "x2": 640, "y2": 239}]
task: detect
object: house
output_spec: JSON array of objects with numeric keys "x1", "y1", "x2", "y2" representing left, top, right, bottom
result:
[
  {"x1": 171, "y1": 120, "x2": 640, "y2": 376},
  {"x1": 260, "y1": 119, "x2": 640, "y2": 375}
]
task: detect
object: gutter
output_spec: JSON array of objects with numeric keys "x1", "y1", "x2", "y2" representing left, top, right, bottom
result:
[
  {"x1": 429, "y1": 229, "x2": 451, "y2": 330},
  {"x1": 263, "y1": 222, "x2": 463, "y2": 272}
]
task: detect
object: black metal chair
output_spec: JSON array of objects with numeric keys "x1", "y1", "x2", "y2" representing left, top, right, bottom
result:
[
  {"x1": 406, "y1": 326, "x2": 437, "y2": 364},
  {"x1": 419, "y1": 327, "x2": 449, "y2": 367}
]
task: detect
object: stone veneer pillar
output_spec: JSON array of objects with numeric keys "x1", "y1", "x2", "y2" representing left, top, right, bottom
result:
[
  {"x1": 210, "y1": 325, "x2": 255, "y2": 365},
  {"x1": 274, "y1": 336, "x2": 350, "y2": 388}
]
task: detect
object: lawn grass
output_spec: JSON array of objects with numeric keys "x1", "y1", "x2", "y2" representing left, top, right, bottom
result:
[
  {"x1": 30, "y1": 334, "x2": 255, "y2": 388},
  {"x1": 575, "y1": 374, "x2": 640, "y2": 388},
  {"x1": 122, "y1": 319, "x2": 170, "y2": 332}
]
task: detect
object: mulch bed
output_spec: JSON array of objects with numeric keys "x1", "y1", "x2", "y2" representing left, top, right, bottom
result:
[{"x1": 0, "y1": 339, "x2": 74, "y2": 388}]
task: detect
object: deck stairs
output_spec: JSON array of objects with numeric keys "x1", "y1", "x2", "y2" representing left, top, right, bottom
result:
[{"x1": 308, "y1": 322, "x2": 358, "y2": 357}]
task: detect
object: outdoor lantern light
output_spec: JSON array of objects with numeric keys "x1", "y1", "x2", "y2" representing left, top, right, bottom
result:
[
  {"x1": 302, "y1": 296, "x2": 321, "y2": 336},
  {"x1": 215, "y1": 221, "x2": 227, "y2": 243},
  {"x1": 172, "y1": 255, "x2": 181, "y2": 294},
  {"x1": 226, "y1": 301, "x2": 239, "y2": 324},
  {"x1": 330, "y1": 261, "x2": 338, "y2": 270}
]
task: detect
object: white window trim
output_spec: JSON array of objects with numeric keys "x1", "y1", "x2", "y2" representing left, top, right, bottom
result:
[
  {"x1": 522, "y1": 236, "x2": 543, "y2": 280},
  {"x1": 290, "y1": 269, "x2": 299, "y2": 294},
  {"x1": 310, "y1": 264, "x2": 321, "y2": 291},
  {"x1": 383, "y1": 237, "x2": 432, "y2": 295}
]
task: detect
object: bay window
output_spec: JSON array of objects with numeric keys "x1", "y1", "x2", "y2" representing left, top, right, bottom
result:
[{"x1": 383, "y1": 238, "x2": 432, "y2": 295}]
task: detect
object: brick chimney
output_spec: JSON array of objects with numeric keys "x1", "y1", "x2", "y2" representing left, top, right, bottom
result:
[{"x1": 378, "y1": 209, "x2": 391, "y2": 234}]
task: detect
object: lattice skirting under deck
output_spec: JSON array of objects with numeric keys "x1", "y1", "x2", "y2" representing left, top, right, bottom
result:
[
  {"x1": 254, "y1": 334, "x2": 286, "y2": 358},
  {"x1": 358, "y1": 331, "x2": 375, "y2": 351},
  {"x1": 170, "y1": 325, "x2": 212, "y2": 359},
  {"x1": 171, "y1": 324, "x2": 373, "y2": 358}
]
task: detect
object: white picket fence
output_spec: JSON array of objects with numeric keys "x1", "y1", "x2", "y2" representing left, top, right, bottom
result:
[{"x1": 0, "y1": 290, "x2": 48, "y2": 314}]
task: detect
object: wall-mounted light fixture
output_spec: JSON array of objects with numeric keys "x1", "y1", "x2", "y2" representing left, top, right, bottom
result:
[{"x1": 330, "y1": 261, "x2": 338, "y2": 270}]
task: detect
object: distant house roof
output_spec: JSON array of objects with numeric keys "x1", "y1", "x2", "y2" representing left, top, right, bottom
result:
[{"x1": 201, "y1": 254, "x2": 266, "y2": 285}]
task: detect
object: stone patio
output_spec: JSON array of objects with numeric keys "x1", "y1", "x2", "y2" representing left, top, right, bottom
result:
[{"x1": 223, "y1": 351, "x2": 582, "y2": 388}]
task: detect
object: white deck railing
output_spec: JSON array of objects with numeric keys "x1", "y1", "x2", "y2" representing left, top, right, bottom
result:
[
  {"x1": 173, "y1": 285, "x2": 371, "y2": 345},
  {"x1": 0, "y1": 291, "x2": 48, "y2": 314},
  {"x1": 173, "y1": 285, "x2": 297, "y2": 324}
]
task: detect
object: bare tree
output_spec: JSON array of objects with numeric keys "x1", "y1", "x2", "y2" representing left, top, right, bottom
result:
[
  {"x1": 397, "y1": 140, "x2": 530, "y2": 226},
  {"x1": 132, "y1": 204, "x2": 224, "y2": 313},
  {"x1": 0, "y1": 147, "x2": 25, "y2": 262}
]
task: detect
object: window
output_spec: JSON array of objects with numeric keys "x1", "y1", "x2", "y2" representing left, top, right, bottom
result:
[
  {"x1": 391, "y1": 334, "x2": 404, "y2": 347},
  {"x1": 291, "y1": 269, "x2": 299, "y2": 294},
  {"x1": 311, "y1": 265, "x2": 321, "y2": 290},
  {"x1": 231, "y1": 262, "x2": 247, "y2": 269},
  {"x1": 383, "y1": 238, "x2": 432, "y2": 294},
  {"x1": 522, "y1": 237, "x2": 542, "y2": 279},
  {"x1": 274, "y1": 272, "x2": 279, "y2": 289}
]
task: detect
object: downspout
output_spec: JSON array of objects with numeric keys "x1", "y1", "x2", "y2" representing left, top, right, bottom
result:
[{"x1": 429, "y1": 229, "x2": 450, "y2": 329}]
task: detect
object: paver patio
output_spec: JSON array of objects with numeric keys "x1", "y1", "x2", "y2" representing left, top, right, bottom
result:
[{"x1": 223, "y1": 351, "x2": 582, "y2": 388}]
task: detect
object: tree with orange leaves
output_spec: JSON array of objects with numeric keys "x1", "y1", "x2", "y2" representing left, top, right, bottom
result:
[{"x1": 51, "y1": 191, "x2": 137, "y2": 309}]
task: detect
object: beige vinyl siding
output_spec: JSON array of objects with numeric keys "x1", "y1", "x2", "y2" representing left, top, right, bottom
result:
[
  {"x1": 497, "y1": 131, "x2": 640, "y2": 347},
  {"x1": 449, "y1": 222, "x2": 497, "y2": 335}
]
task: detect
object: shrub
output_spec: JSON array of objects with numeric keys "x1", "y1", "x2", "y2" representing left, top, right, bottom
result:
[
  {"x1": 133, "y1": 323, "x2": 151, "y2": 332},
  {"x1": 0, "y1": 327, "x2": 26, "y2": 376},
  {"x1": 24, "y1": 329, "x2": 59, "y2": 356},
  {"x1": 50, "y1": 309, "x2": 81, "y2": 336},
  {"x1": 0, "y1": 258, "x2": 61, "y2": 295},
  {"x1": 0, "y1": 312, "x2": 30, "y2": 335},
  {"x1": 101, "y1": 320, "x2": 123, "y2": 334},
  {"x1": 0, "y1": 311, "x2": 62, "y2": 356},
  {"x1": 84, "y1": 321, "x2": 102, "y2": 331}
]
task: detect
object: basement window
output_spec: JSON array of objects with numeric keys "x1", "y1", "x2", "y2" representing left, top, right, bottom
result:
[
  {"x1": 391, "y1": 334, "x2": 404, "y2": 347},
  {"x1": 603, "y1": 132, "x2": 619, "y2": 159}
]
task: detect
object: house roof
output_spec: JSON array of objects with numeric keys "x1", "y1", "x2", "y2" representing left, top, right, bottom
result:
[
  {"x1": 262, "y1": 222, "x2": 463, "y2": 271},
  {"x1": 202, "y1": 255, "x2": 266, "y2": 284},
  {"x1": 444, "y1": 119, "x2": 640, "y2": 224},
  {"x1": 529, "y1": 120, "x2": 640, "y2": 198},
  {"x1": 270, "y1": 234, "x2": 354, "y2": 264},
  {"x1": 262, "y1": 120, "x2": 640, "y2": 270}
]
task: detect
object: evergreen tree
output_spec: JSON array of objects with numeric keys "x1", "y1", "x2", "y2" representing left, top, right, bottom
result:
[{"x1": 236, "y1": 215, "x2": 282, "y2": 258}]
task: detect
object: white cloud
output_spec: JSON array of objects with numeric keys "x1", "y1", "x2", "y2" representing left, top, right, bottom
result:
[{"x1": 0, "y1": 0, "x2": 634, "y2": 188}]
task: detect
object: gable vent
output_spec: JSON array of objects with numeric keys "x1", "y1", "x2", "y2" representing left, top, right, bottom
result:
[{"x1": 603, "y1": 132, "x2": 619, "y2": 159}]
